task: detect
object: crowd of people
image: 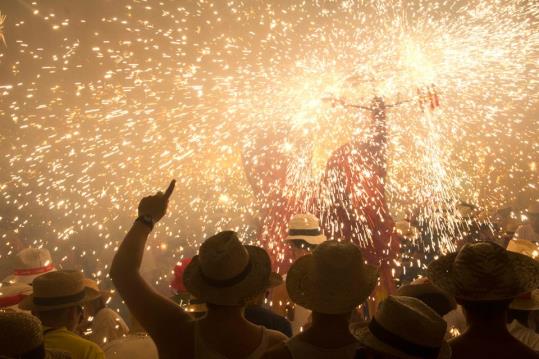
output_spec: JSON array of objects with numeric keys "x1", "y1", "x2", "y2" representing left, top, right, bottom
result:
[{"x1": 1, "y1": 179, "x2": 539, "y2": 358}]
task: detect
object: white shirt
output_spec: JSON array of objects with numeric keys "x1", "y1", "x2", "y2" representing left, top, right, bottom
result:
[
  {"x1": 87, "y1": 308, "x2": 129, "y2": 346},
  {"x1": 515, "y1": 224, "x2": 539, "y2": 242},
  {"x1": 508, "y1": 319, "x2": 539, "y2": 351},
  {"x1": 103, "y1": 333, "x2": 158, "y2": 359}
]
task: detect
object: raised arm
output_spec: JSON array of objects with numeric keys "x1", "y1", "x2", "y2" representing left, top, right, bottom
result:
[{"x1": 110, "y1": 180, "x2": 193, "y2": 348}]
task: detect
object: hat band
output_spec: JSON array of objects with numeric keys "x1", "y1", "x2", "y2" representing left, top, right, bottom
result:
[
  {"x1": 200, "y1": 260, "x2": 253, "y2": 288},
  {"x1": 14, "y1": 264, "x2": 54, "y2": 276},
  {"x1": 288, "y1": 228, "x2": 321, "y2": 237},
  {"x1": 369, "y1": 318, "x2": 441, "y2": 358},
  {"x1": 33, "y1": 289, "x2": 86, "y2": 306}
]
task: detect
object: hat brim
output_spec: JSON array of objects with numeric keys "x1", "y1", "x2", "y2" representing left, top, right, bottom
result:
[
  {"x1": 19, "y1": 287, "x2": 101, "y2": 311},
  {"x1": 510, "y1": 290, "x2": 539, "y2": 311},
  {"x1": 427, "y1": 250, "x2": 539, "y2": 301},
  {"x1": 286, "y1": 254, "x2": 378, "y2": 314},
  {"x1": 353, "y1": 325, "x2": 451, "y2": 359},
  {"x1": 183, "y1": 245, "x2": 271, "y2": 306},
  {"x1": 286, "y1": 234, "x2": 326, "y2": 245},
  {"x1": 2, "y1": 268, "x2": 57, "y2": 285}
]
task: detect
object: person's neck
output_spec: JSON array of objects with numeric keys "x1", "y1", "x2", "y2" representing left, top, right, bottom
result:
[
  {"x1": 466, "y1": 315, "x2": 510, "y2": 336},
  {"x1": 204, "y1": 305, "x2": 246, "y2": 324},
  {"x1": 309, "y1": 312, "x2": 352, "y2": 336}
]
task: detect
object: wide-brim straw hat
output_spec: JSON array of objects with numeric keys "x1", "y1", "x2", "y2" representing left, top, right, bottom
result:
[
  {"x1": 507, "y1": 239, "x2": 539, "y2": 259},
  {"x1": 353, "y1": 296, "x2": 451, "y2": 359},
  {"x1": 286, "y1": 240, "x2": 378, "y2": 314},
  {"x1": 510, "y1": 289, "x2": 539, "y2": 311},
  {"x1": 286, "y1": 213, "x2": 326, "y2": 245},
  {"x1": 83, "y1": 278, "x2": 113, "y2": 301},
  {"x1": 183, "y1": 231, "x2": 272, "y2": 306},
  {"x1": 427, "y1": 241, "x2": 539, "y2": 301},
  {"x1": 2, "y1": 248, "x2": 56, "y2": 285},
  {"x1": 19, "y1": 270, "x2": 100, "y2": 311},
  {"x1": 0, "y1": 283, "x2": 33, "y2": 310},
  {"x1": 396, "y1": 283, "x2": 456, "y2": 317}
]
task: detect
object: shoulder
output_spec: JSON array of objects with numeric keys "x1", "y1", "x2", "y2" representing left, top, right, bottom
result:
[
  {"x1": 266, "y1": 328, "x2": 288, "y2": 346},
  {"x1": 262, "y1": 342, "x2": 293, "y2": 359}
]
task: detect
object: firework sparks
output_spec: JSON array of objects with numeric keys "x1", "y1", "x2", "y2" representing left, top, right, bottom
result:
[
  {"x1": 0, "y1": 11, "x2": 6, "y2": 47},
  {"x1": 0, "y1": 0, "x2": 538, "y2": 287}
]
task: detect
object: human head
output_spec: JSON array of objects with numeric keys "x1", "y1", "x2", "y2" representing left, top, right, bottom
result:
[
  {"x1": 288, "y1": 239, "x2": 317, "y2": 261},
  {"x1": 183, "y1": 231, "x2": 272, "y2": 307},
  {"x1": 286, "y1": 241, "x2": 377, "y2": 315},
  {"x1": 0, "y1": 311, "x2": 47, "y2": 358},
  {"x1": 396, "y1": 282, "x2": 456, "y2": 317},
  {"x1": 19, "y1": 270, "x2": 100, "y2": 330},
  {"x1": 458, "y1": 298, "x2": 512, "y2": 326},
  {"x1": 353, "y1": 296, "x2": 450, "y2": 359},
  {"x1": 33, "y1": 305, "x2": 84, "y2": 331},
  {"x1": 427, "y1": 241, "x2": 539, "y2": 302},
  {"x1": 81, "y1": 279, "x2": 107, "y2": 317},
  {"x1": 2, "y1": 248, "x2": 56, "y2": 285},
  {"x1": 286, "y1": 213, "x2": 326, "y2": 261}
]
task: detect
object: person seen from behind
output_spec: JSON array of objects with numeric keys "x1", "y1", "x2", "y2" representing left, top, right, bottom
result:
[
  {"x1": 353, "y1": 295, "x2": 451, "y2": 359},
  {"x1": 264, "y1": 240, "x2": 378, "y2": 359},
  {"x1": 19, "y1": 270, "x2": 105, "y2": 359},
  {"x1": 110, "y1": 180, "x2": 287, "y2": 358},
  {"x1": 78, "y1": 279, "x2": 129, "y2": 347},
  {"x1": 428, "y1": 240, "x2": 539, "y2": 358},
  {"x1": 271, "y1": 213, "x2": 327, "y2": 334}
]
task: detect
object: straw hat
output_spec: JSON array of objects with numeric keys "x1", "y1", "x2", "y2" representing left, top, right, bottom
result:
[
  {"x1": 0, "y1": 311, "x2": 69, "y2": 358},
  {"x1": 0, "y1": 282, "x2": 33, "y2": 310},
  {"x1": 286, "y1": 213, "x2": 326, "y2": 245},
  {"x1": 396, "y1": 283, "x2": 456, "y2": 317},
  {"x1": 183, "y1": 231, "x2": 272, "y2": 306},
  {"x1": 83, "y1": 278, "x2": 113, "y2": 301},
  {"x1": 286, "y1": 241, "x2": 378, "y2": 314},
  {"x1": 353, "y1": 296, "x2": 451, "y2": 359},
  {"x1": 510, "y1": 289, "x2": 539, "y2": 311},
  {"x1": 19, "y1": 270, "x2": 101, "y2": 311},
  {"x1": 427, "y1": 241, "x2": 539, "y2": 301},
  {"x1": 2, "y1": 248, "x2": 56, "y2": 285},
  {"x1": 0, "y1": 311, "x2": 44, "y2": 357},
  {"x1": 506, "y1": 239, "x2": 539, "y2": 259}
]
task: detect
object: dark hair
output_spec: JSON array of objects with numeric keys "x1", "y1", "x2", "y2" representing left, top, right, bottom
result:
[
  {"x1": 288, "y1": 239, "x2": 317, "y2": 251},
  {"x1": 460, "y1": 299, "x2": 512, "y2": 321}
]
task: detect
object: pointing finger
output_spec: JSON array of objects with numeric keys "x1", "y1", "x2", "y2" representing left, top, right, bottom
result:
[{"x1": 164, "y1": 179, "x2": 176, "y2": 199}]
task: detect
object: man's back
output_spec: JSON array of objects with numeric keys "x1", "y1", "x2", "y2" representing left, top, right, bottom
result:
[
  {"x1": 44, "y1": 326, "x2": 105, "y2": 359},
  {"x1": 450, "y1": 331, "x2": 539, "y2": 359}
]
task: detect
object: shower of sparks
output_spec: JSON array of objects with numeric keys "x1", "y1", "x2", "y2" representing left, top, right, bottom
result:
[
  {"x1": 0, "y1": 11, "x2": 6, "y2": 47},
  {"x1": 0, "y1": 0, "x2": 538, "y2": 288}
]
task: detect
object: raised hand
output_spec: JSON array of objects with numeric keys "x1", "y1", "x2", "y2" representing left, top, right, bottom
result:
[{"x1": 137, "y1": 180, "x2": 176, "y2": 223}]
